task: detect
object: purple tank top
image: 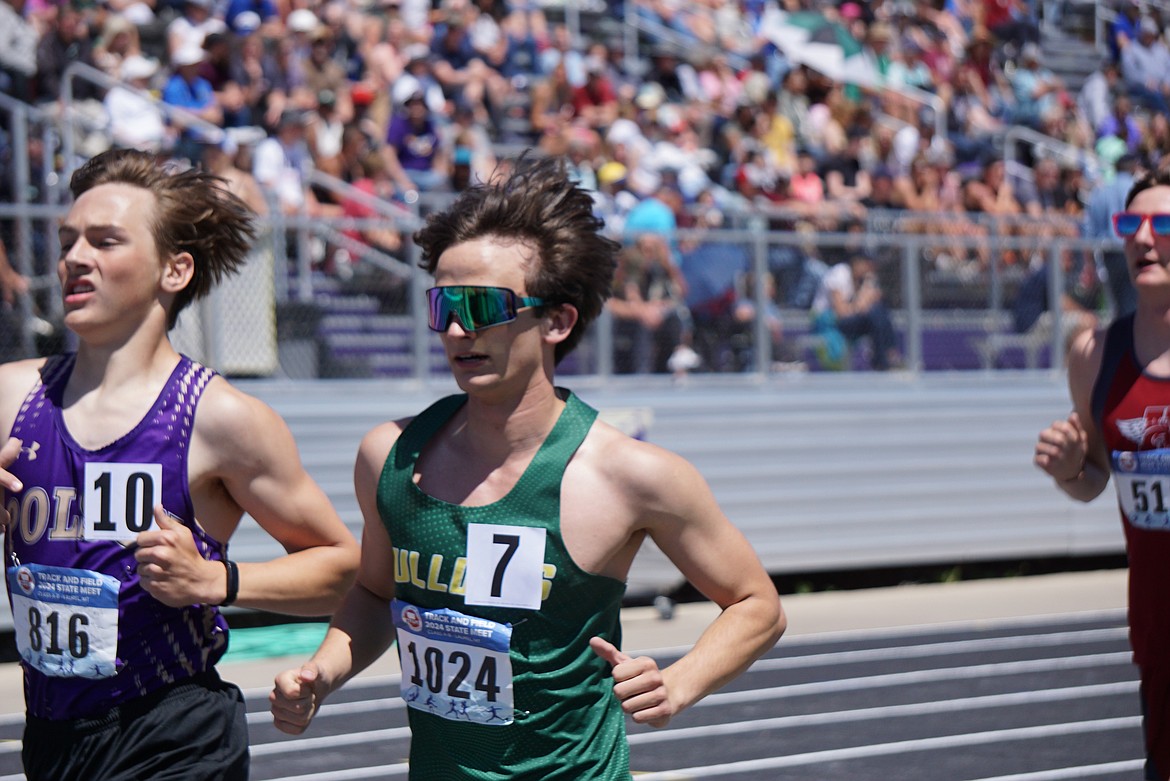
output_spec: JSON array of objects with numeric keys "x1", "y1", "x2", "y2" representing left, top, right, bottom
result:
[{"x1": 3, "y1": 354, "x2": 231, "y2": 720}]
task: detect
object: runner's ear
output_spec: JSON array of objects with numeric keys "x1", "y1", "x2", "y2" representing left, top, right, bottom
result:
[
  {"x1": 162, "y1": 251, "x2": 195, "y2": 293},
  {"x1": 542, "y1": 303, "x2": 578, "y2": 346}
]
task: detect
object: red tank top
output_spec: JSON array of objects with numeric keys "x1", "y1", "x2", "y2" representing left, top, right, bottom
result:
[{"x1": 1091, "y1": 314, "x2": 1170, "y2": 770}]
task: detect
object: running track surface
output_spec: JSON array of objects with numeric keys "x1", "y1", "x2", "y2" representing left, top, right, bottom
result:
[{"x1": 0, "y1": 610, "x2": 1141, "y2": 781}]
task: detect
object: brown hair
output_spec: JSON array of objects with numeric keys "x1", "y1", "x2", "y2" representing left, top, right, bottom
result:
[
  {"x1": 69, "y1": 149, "x2": 256, "y2": 328},
  {"x1": 413, "y1": 153, "x2": 619, "y2": 364},
  {"x1": 1126, "y1": 159, "x2": 1170, "y2": 207}
]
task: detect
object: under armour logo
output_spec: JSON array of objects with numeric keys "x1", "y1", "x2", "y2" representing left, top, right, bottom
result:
[{"x1": 20, "y1": 441, "x2": 40, "y2": 461}]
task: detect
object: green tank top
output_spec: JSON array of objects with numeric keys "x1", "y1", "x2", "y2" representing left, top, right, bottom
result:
[{"x1": 377, "y1": 390, "x2": 630, "y2": 780}]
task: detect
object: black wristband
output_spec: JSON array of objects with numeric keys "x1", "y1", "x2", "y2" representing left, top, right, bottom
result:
[{"x1": 221, "y1": 559, "x2": 239, "y2": 607}]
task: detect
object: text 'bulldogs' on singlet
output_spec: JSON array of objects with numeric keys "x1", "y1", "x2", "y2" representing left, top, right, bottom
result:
[
  {"x1": 377, "y1": 390, "x2": 630, "y2": 781},
  {"x1": 3, "y1": 354, "x2": 231, "y2": 720}
]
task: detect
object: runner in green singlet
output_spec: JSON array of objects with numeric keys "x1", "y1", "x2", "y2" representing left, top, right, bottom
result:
[{"x1": 270, "y1": 154, "x2": 786, "y2": 779}]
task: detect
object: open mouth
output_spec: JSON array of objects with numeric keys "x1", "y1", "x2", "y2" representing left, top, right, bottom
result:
[
  {"x1": 63, "y1": 279, "x2": 95, "y2": 300},
  {"x1": 453, "y1": 352, "x2": 489, "y2": 364}
]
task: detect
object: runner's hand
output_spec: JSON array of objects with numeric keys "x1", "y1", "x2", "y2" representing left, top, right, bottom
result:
[
  {"x1": 0, "y1": 438, "x2": 23, "y2": 534},
  {"x1": 271, "y1": 663, "x2": 324, "y2": 734},
  {"x1": 135, "y1": 506, "x2": 224, "y2": 607},
  {"x1": 1034, "y1": 411, "x2": 1089, "y2": 482},
  {"x1": 590, "y1": 636, "x2": 676, "y2": 728}
]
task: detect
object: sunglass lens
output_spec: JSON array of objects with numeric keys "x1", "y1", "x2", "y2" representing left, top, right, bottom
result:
[
  {"x1": 464, "y1": 288, "x2": 512, "y2": 329},
  {"x1": 1116, "y1": 213, "x2": 1143, "y2": 236},
  {"x1": 426, "y1": 287, "x2": 515, "y2": 331},
  {"x1": 426, "y1": 287, "x2": 453, "y2": 331},
  {"x1": 1152, "y1": 215, "x2": 1170, "y2": 236}
]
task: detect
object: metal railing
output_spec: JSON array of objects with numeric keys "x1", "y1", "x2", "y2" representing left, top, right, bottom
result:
[
  {"x1": 0, "y1": 69, "x2": 1113, "y2": 381},
  {"x1": 59, "y1": 61, "x2": 231, "y2": 182},
  {"x1": 0, "y1": 196, "x2": 1110, "y2": 380},
  {"x1": 1004, "y1": 124, "x2": 1104, "y2": 185}
]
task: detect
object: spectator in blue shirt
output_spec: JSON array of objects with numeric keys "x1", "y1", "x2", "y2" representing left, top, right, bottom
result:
[
  {"x1": 224, "y1": 0, "x2": 278, "y2": 35},
  {"x1": 1085, "y1": 153, "x2": 1143, "y2": 318},
  {"x1": 1110, "y1": 0, "x2": 1143, "y2": 63},
  {"x1": 162, "y1": 44, "x2": 222, "y2": 162},
  {"x1": 623, "y1": 176, "x2": 678, "y2": 242},
  {"x1": 678, "y1": 208, "x2": 753, "y2": 371},
  {"x1": 1009, "y1": 42, "x2": 1066, "y2": 130},
  {"x1": 1120, "y1": 16, "x2": 1170, "y2": 114}
]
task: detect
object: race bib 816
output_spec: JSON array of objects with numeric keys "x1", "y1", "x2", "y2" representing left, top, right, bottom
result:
[{"x1": 7, "y1": 563, "x2": 120, "y2": 678}]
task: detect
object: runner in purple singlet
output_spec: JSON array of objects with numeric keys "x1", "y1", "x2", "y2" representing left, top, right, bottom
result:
[{"x1": 0, "y1": 148, "x2": 358, "y2": 781}]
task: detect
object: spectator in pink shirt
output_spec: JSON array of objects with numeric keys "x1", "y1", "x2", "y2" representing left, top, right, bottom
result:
[{"x1": 789, "y1": 148, "x2": 825, "y2": 205}]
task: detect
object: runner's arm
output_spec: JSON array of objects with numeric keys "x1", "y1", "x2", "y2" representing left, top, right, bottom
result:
[
  {"x1": 195, "y1": 381, "x2": 359, "y2": 615},
  {"x1": 271, "y1": 422, "x2": 403, "y2": 733}
]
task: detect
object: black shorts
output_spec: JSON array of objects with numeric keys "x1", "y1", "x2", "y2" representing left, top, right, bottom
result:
[{"x1": 22, "y1": 669, "x2": 249, "y2": 781}]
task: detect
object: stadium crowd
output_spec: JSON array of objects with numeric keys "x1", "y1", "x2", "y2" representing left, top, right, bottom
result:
[{"x1": 0, "y1": 0, "x2": 1165, "y2": 371}]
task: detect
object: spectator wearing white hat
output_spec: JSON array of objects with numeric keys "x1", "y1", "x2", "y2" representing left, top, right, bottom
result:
[
  {"x1": 391, "y1": 43, "x2": 446, "y2": 115},
  {"x1": 283, "y1": 8, "x2": 320, "y2": 92},
  {"x1": 287, "y1": 7, "x2": 320, "y2": 34},
  {"x1": 162, "y1": 43, "x2": 223, "y2": 161},
  {"x1": 231, "y1": 10, "x2": 263, "y2": 35},
  {"x1": 105, "y1": 54, "x2": 171, "y2": 152},
  {"x1": 93, "y1": 14, "x2": 143, "y2": 82},
  {"x1": 224, "y1": 0, "x2": 278, "y2": 36},
  {"x1": 167, "y1": 0, "x2": 226, "y2": 61}
]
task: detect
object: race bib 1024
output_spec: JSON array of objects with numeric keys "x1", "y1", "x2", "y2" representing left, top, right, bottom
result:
[{"x1": 392, "y1": 599, "x2": 515, "y2": 725}]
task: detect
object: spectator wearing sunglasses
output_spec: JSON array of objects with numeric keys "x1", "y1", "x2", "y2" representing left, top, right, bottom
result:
[
  {"x1": 270, "y1": 154, "x2": 785, "y2": 778},
  {"x1": 1035, "y1": 164, "x2": 1170, "y2": 781}
]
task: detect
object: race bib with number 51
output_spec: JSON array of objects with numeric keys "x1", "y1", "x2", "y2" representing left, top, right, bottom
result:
[
  {"x1": 83, "y1": 462, "x2": 163, "y2": 541},
  {"x1": 1113, "y1": 449, "x2": 1170, "y2": 531}
]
